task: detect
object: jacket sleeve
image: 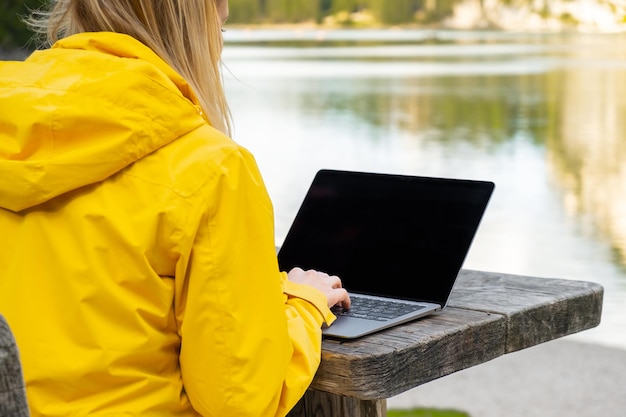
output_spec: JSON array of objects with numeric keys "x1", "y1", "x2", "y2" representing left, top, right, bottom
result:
[{"x1": 175, "y1": 145, "x2": 335, "y2": 417}]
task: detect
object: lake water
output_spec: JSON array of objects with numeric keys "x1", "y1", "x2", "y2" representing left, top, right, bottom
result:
[{"x1": 222, "y1": 28, "x2": 626, "y2": 351}]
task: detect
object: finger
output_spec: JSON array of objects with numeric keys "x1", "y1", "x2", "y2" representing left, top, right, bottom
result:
[
  {"x1": 289, "y1": 266, "x2": 303, "y2": 275},
  {"x1": 331, "y1": 288, "x2": 350, "y2": 309},
  {"x1": 327, "y1": 275, "x2": 342, "y2": 289}
]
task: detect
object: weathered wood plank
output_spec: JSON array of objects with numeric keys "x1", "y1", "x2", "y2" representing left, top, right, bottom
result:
[
  {"x1": 304, "y1": 269, "x2": 603, "y2": 400},
  {"x1": 311, "y1": 307, "x2": 504, "y2": 399},
  {"x1": 287, "y1": 391, "x2": 386, "y2": 417},
  {"x1": 448, "y1": 270, "x2": 604, "y2": 352}
]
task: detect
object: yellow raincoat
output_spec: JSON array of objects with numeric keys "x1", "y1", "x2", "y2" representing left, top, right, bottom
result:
[{"x1": 0, "y1": 32, "x2": 335, "y2": 416}]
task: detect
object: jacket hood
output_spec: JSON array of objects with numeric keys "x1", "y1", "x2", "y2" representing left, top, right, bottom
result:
[{"x1": 0, "y1": 32, "x2": 206, "y2": 212}]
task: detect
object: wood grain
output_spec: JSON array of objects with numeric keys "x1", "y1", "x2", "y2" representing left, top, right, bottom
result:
[{"x1": 286, "y1": 270, "x2": 603, "y2": 416}]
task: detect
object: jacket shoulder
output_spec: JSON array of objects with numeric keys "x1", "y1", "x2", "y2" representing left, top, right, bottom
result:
[{"x1": 124, "y1": 124, "x2": 259, "y2": 200}]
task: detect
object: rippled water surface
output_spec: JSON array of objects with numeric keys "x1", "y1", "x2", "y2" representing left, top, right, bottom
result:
[{"x1": 222, "y1": 29, "x2": 626, "y2": 350}]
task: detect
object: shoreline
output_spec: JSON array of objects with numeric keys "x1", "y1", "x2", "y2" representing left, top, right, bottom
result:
[{"x1": 4, "y1": 21, "x2": 626, "y2": 59}]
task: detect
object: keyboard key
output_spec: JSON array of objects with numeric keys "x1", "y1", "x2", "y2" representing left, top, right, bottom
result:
[{"x1": 332, "y1": 296, "x2": 425, "y2": 321}]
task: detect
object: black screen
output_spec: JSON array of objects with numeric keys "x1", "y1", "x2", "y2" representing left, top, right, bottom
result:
[{"x1": 277, "y1": 169, "x2": 494, "y2": 305}]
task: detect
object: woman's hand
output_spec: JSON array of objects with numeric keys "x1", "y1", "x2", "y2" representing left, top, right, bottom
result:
[{"x1": 287, "y1": 267, "x2": 351, "y2": 309}]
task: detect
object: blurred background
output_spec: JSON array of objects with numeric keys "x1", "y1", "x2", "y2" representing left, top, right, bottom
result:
[{"x1": 3, "y1": 1, "x2": 626, "y2": 416}]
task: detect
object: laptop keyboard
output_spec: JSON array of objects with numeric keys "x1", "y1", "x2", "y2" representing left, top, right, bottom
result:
[{"x1": 331, "y1": 296, "x2": 426, "y2": 322}]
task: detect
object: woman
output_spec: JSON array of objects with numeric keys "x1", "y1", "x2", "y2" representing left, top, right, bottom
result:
[{"x1": 0, "y1": 1, "x2": 350, "y2": 416}]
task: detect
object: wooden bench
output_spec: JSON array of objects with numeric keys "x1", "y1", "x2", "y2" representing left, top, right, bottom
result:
[
  {"x1": 287, "y1": 269, "x2": 604, "y2": 417},
  {"x1": 0, "y1": 314, "x2": 30, "y2": 416}
]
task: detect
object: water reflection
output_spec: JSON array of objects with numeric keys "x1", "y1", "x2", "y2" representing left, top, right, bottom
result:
[
  {"x1": 223, "y1": 29, "x2": 626, "y2": 349},
  {"x1": 547, "y1": 66, "x2": 626, "y2": 270}
]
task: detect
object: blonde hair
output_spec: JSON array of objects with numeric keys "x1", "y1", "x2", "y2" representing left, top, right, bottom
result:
[{"x1": 27, "y1": 0, "x2": 232, "y2": 136}]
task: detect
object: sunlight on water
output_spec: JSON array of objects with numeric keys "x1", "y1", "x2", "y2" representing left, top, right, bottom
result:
[{"x1": 223, "y1": 29, "x2": 626, "y2": 350}]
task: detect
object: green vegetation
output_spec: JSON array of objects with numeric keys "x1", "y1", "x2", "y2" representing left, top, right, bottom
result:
[
  {"x1": 1, "y1": 0, "x2": 441, "y2": 51},
  {"x1": 2, "y1": 0, "x2": 623, "y2": 52},
  {"x1": 388, "y1": 408, "x2": 471, "y2": 417},
  {"x1": 0, "y1": 0, "x2": 43, "y2": 50}
]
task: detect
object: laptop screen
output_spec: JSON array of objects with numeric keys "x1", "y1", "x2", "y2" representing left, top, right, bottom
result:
[{"x1": 277, "y1": 169, "x2": 494, "y2": 306}]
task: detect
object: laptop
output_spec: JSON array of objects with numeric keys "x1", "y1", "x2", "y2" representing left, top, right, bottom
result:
[{"x1": 277, "y1": 169, "x2": 494, "y2": 339}]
